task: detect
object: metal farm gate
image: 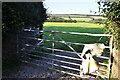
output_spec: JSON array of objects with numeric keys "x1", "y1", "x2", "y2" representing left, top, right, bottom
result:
[{"x1": 18, "y1": 28, "x2": 113, "y2": 79}]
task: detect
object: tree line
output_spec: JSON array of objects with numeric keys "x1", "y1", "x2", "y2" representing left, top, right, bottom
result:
[{"x1": 46, "y1": 16, "x2": 77, "y2": 23}]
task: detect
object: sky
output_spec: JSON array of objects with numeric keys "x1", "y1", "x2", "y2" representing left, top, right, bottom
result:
[{"x1": 44, "y1": 0, "x2": 100, "y2": 15}]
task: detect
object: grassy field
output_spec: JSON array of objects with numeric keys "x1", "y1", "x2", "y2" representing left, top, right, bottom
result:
[
  {"x1": 43, "y1": 22, "x2": 103, "y2": 28},
  {"x1": 43, "y1": 22, "x2": 108, "y2": 52}
]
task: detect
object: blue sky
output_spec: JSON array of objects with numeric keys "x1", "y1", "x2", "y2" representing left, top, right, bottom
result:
[{"x1": 44, "y1": 0, "x2": 99, "y2": 15}]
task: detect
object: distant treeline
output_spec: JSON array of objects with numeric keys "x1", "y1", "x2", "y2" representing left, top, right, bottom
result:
[
  {"x1": 48, "y1": 14, "x2": 100, "y2": 16},
  {"x1": 46, "y1": 14, "x2": 106, "y2": 24},
  {"x1": 46, "y1": 16, "x2": 77, "y2": 23},
  {"x1": 47, "y1": 19, "x2": 77, "y2": 23},
  {"x1": 89, "y1": 18, "x2": 105, "y2": 24}
]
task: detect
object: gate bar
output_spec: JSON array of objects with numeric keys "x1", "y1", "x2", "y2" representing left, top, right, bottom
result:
[
  {"x1": 28, "y1": 54, "x2": 80, "y2": 66},
  {"x1": 99, "y1": 63, "x2": 109, "y2": 66},
  {"x1": 21, "y1": 60, "x2": 87, "y2": 78},
  {"x1": 21, "y1": 44, "x2": 110, "y2": 60},
  {"x1": 20, "y1": 42, "x2": 110, "y2": 60},
  {"x1": 29, "y1": 50, "x2": 82, "y2": 61},
  {"x1": 21, "y1": 60, "x2": 108, "y2": 78},
  {"x1": 40, "y1": 47, "x2": 82, "y2": 54},
  {"x1": 24, "y1": 29, "x2": 112, "y2": 37},
  {"x1": 21, "y1": 36, "x2": 110, "y2": 49},
  {"x1": 27, "y1": 57, "x2": 80, "y2": 72},
  {"x1": 28, "y1": 53, "x2": 109, "y2": 72}
]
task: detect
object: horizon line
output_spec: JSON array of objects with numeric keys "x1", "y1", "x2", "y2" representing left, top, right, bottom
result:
[{"x1": 48, "y1": 13, "x2": 101, "y2": 16}]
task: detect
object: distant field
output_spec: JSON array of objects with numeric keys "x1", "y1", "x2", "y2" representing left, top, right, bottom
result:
[
  {"x1": 43, "y1": 22, "x2": 108, "y2": 52},
  {"x1": 89, "y1": 16, "x2": 106, "y2": 19},
  {"x1": 43, "y1": 22, "x2": 103, "y2": 28},
  {"x1": 49, "y1": 14, "x2": 104, "y2": 18},
  {"x1": 64, "y1": 18, "x2": 92, "y2": 22},
  {"x1": 48, "y1": 14, "x2": 106, "y2": 22},
  {"x1": 49, "y1": 14, "x2": 87, "y2": 18}
]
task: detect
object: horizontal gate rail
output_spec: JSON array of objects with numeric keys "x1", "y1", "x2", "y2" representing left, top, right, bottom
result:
[
  {"x1": 40, "y1": 47, "x2": 82, "y2": 54},
  {"x1": 99, "y1": 63, "x2": 109, "y2": 66},
  {"x1": 21, "y1": 60, "x2": 87, "y2": 78},
  {"x1": 20, "y1": 43, "x2": 82, "y2": 54},
  {"x1": 20, "y1": 43, "x2": 110, "y2": 60},
  {"x1": 24, "y1": 29, "x2": 112, "y2": 37},
  {"x1": 28, "y1": 50, "x2": 82, "y2": 61},
  {"x1": 21, "y1": 36, "x2": 110, "y2": 49},
  {"x1": 27, "y1": 53, "x2": 109, "y2": 73},
  {"x1": 21, "y1": 59, "x2": 108, "y2": 78},
  {"x1": 21, "y1": 36, "x2": 86, "y2": 46},
  {"x1": 26, "y1": 57, "x2": 80, "y2": 72},
  {"x1": 28, "y1": 53, "x2": 80, "y2": 66},
  {"x1": 46, "y1": 62, "x2": 80, "y2": 72},
  {"x1": 98, "y1": 56, "x2": 110, "y2": 60},
  {"x1": 20, "y1": 44, "x2": 109, "y2": 66},
  {"x1": 47, "y1": 48, "x2": 110, "y2": 60},
  {"x1": 29, "y1": 58, "x2": 109, "y2": 78},
  {"x1": 91, "y1": 73, "x2": 108, "y2": 78},
  {"x1": 20, "y1": 42, "x2": 110, "y2": 60},
  {"x1": 99, "y1": 68, "x2": 109, "y2": 72}
]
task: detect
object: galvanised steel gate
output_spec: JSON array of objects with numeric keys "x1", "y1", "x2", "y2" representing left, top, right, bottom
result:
[{"x1": 18, "y1": 28, "x2": 113, "y2": 79}]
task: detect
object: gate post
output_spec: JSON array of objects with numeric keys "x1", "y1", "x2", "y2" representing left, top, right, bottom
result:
[{"x1": 109, "y1": 36, "x2": 114, "y2": 79}]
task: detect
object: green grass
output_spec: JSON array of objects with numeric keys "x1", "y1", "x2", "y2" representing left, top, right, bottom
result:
[
  {"x1": 43, "y1": 22, "x2": 108, "y2": 52},
  {"x1": 44, "y1": 22, "x2": 103, "y2": 28}
]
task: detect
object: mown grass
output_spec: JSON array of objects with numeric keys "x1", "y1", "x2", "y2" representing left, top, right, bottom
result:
[
  {"x1": 43, "y1": 22, "x2": 103, "y2": 28},
  {"x1": 43, "y1": 22, "x2": 109, "y2": 52}
]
